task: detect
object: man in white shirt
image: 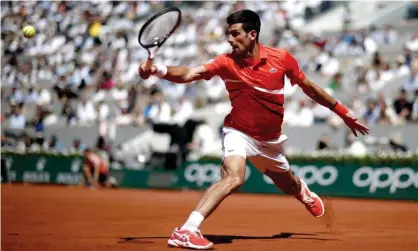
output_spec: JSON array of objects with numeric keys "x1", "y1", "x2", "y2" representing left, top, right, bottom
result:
[
  {"x1": 77, "y1": 97, "x2": 97, "y2": 126},
  {"x1": 287, "y1": 100, "x2": 314, "y2": 127},
  {"x1": 188, "y1": 119, "x2": 215, "y2": 160},
  {"x1": 172, "y1": 97, "x2": 194, "y2": 125},
  {"x1": 320, "y1": 52, "x2": 340, "y2": 77},
  {"x1": 8, "y1": 86, "x2": 24, "y2": 104},
  {"x1": 403, "y1": 66, "x2": 418, "y2": 92},
  {"x1": 25, "y1": 86, "x2": 40, "y2": 103},
  {"x1": 147, "y1": 89, "x2": 171, "y2": 124},
  {"x1": 9, "y1": 106, "x2": 26, "y2": 129}
]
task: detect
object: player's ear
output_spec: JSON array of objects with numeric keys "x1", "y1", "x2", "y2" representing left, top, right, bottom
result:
[{"x1": 248, "y1": 30, "x2": 257, "y2": 41}]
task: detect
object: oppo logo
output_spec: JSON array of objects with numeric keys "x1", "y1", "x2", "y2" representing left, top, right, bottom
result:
[
  {"x1": 184, "y1": 163, "x2": 251, "y2": 187},
  {"x1": 264, "y1": 165, "x2": 338, "y2": 186},
  {"x1": 353, "y1": 167, "x2": 418, "y2": 193}
]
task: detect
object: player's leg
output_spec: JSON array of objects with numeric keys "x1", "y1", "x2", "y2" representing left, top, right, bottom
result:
[
  {"x1": 188, "y1": 155, "x2": 246, "y2": 220},
  {"x1": 98, "y1": 173, "x2": 111, "y2": 188},
  {"x1": 264, "y1": 168, "x2": 324, "y2": 217},
  {"x1": 168, "y1": 127, "x2": 248, "y2": 249},
  {"x1": 168, "y1": 156, "x2": 246, "y2": 249},
  {"x1": 249, "y1": 143, "x2": 324, "y2": 217},
  {"x1": 82, "y1": 165, "x2": 95, "y2": 188}
]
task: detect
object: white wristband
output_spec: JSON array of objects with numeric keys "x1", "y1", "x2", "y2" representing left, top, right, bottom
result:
[{"x1": 155, "y1": 64, "x2": 168, "y2": 77}]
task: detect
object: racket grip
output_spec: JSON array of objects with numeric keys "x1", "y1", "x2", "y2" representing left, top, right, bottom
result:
[{"x1": 145, "y1": 58, "x2": 153, "y2": 71}]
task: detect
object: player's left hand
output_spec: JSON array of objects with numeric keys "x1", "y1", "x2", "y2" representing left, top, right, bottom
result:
[{"x1": 342, "y1": 113, "x2": 370, "y2": 137}]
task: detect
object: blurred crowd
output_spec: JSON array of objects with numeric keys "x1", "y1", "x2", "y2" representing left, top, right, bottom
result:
[{"x1": 1, "y1": 1, "x2": 418, "y2": 157}]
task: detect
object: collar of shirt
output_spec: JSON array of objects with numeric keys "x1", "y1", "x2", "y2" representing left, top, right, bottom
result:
[{"x1": 242, "y1": 43, "x2": 267, "y2": 66}]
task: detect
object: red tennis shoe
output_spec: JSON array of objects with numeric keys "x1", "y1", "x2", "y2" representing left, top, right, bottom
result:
[
  {"x1": 296, "y1": 180, "x2": 325, "y2": 217},
  {"x1": 168, "y1": 227, "x2": 213, "y2": 250}
]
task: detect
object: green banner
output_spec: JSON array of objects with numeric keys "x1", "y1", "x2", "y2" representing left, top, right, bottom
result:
[
  {"x1": 2, "y1": 153, "x2": 418, "y2": 200},
  {"x1": 1, "y1": 153, "x2": 84, "y2": 185},
  {"x1": 178, "y1": 161, "x2": 418, "y2": 200}
]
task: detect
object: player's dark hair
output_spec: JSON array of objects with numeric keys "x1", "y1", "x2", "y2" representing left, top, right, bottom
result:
[{"x1": 227, "y1": 10, "x2": 261, "y2": 42}]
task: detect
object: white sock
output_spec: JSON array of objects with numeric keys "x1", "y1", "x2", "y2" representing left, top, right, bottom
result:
[{"x1": 180, "y1": 211, "x2": 204, "y2": 231}]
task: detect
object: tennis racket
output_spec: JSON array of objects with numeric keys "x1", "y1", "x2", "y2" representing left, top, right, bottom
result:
[{"x1": 138, "y1": 7, "x2": 182, "y2": 72}]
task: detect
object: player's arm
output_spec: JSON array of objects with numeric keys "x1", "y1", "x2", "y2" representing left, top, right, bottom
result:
[
  {"x1": 82, "y1": 164, "x2": 95, "y2": 187},
  {"x1": 298, "y1": 78, "x2": 340, "y2": 110},
  {"x1": 139, "y1": 56, "x2": 225, "y2": 83},
  {"x1": 285, "y1": 51, "x2": 369, "y2": 136},
  {"x1": 139, "y1": 64, "x2": 208, "y2": 83},
  {"x1": 93, "y1": 162, "x2": 100, "y2": 184}
]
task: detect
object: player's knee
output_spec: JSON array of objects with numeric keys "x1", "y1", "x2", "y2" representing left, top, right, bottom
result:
[{"x1": 224, "y1": 175, "x2": 244, "y2": 192}]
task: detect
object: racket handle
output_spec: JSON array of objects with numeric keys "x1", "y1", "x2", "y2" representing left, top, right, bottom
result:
[{"x1": 145, "y1": 58, "x2": 153, "y2": 71}]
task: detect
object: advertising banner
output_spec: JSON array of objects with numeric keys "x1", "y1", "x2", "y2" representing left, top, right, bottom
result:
[{"x1": 2, "y1": 153, "x2": 417, "y2": 200}]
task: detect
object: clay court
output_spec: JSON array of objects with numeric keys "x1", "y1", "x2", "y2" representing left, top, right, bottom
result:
[{"x1": 2, "y1": 184, "x2": 418, "y2": 251}]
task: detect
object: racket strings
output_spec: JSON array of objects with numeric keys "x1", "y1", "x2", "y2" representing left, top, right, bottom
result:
[{"x1": 140, "y1": 11, "x2": 180, "y2": 46}]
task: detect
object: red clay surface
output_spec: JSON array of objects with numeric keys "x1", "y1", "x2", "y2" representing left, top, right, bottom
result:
[{"x1": 2, "y1": 184, "x2": 418, "y2": 251}]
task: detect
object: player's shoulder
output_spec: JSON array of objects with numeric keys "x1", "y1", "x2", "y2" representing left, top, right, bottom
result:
[
  {"x1": 219, "y1": 53, "x2": 234, "y2": 61},
  {"x1": 206, "y1": 53, "x2": 231, "y2": 64},
  {"x1": 264, "y1": 46, "x2": 291, "y2": 59}
]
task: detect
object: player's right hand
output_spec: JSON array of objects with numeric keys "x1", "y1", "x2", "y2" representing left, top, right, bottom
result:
[{"x1": 138, "y1": 62, "x2": 158, "y2": 80}]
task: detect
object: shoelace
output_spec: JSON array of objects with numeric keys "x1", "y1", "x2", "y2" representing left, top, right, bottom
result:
[{"x1": 194, "y1": 230, "x2": 203, "y2": 238}]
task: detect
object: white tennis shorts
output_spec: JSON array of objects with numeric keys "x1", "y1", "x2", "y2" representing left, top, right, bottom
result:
[{"x1": 221, "y1": 127, "x2": 290, "y2": 173}]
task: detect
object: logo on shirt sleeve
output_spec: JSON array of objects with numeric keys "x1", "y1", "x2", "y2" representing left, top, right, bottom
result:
[{"x1": 270, "y1": 67, "x2": 278, "y2": 73}]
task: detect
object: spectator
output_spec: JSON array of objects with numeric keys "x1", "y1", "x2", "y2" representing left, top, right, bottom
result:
[
  {"x1": 411, "y1": 90, "x2": 418, "y2": 121},
  {"x1": 146, "y1": 89, "x2": 171, "y2": 124},
  {"x1": 403, "y1": 64, "x2": 418, "y2": 92},
  {"x1": 8, "y1": 86, "x2": 24, "y2": 105},
  {"x1": 377, "y1": 93, "x2": 399, "y2": 125},
  {"x1": 25, "y1": 86, "x2": 40, "y2": 104},
  {"x1": 363, "y1": 99, "x2": 380, "y2": 125},
  {"x1": 320, "y1": 52, "x2": 340, "y2": 77},
  {"x1": 382, "y1": 25, "x2": 398, "y2": 45},
  {"x1": 286, "y1": 100, "x2": 314, "y2": 127},
  {"x1": 172, "y1": 97, "x2": 194, "y2": 125},
  {"x1": 99, "y1": 71, "x2": 115, "y2": 90},
  {"x1": 33, "y1": 113, "x2": 44, "y2": 133},
  {"x1": 77, "y1": 96, "x2": 97, "y2": 126},
  {"x1": 97, "y1": 100, "x2": 110, "y2": 122},
  {"x1": 187, "y1": 119, "x2": 215, "y2": 160},
  {"x1": 316, "y1": 134, "x2": 334, "y2": 150},
  {"x1": 54, "y1": 75, "x2": 70, "y2": 100},
  {"x1": 393, "y1": 89, "x2": 413, "y2": 121},
  {"x1": 380, "y1": 62, "x2": 395, "y2": 82},
  {"x1": 371, "y1": 24, "x2": 398, "y2": 45},
  {"x1": 394, "y1": 56, "x2": 410, "y2": 77},
  {"x1": 62, "y1": 99, "x2": 77, "y2": 126},
  {"x1": 43, "y1": 134, "x2": 63, "y2": 153},
  {"x1": 9, "y1": 106, "x2": 25, "y2": 129},
  {"x1": 69, "y1": 138, "x2": 86, "y2": 154},
  {"x1": 38, "y1": 88, "x2": 52, "y2": 106},
  {"x1": 328, "y1": 72, "x2": 343, "y2": 92},
  {"x1": 405, "y1": 32, "x2": 418, "y2": 52}
]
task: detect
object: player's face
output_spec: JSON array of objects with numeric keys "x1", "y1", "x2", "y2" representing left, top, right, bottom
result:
[{"x1": 226, "y1": 23, "x2": 256, "y2": 57}]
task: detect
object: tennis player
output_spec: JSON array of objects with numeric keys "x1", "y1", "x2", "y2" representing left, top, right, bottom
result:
[{"x1": 139, "y1": 10, "x2": 369, "y2": 250}]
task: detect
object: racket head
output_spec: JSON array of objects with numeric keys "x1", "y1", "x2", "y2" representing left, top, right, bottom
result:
[{"x1": 138, "y1": 7, "x2": 182, "y2": 50}]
